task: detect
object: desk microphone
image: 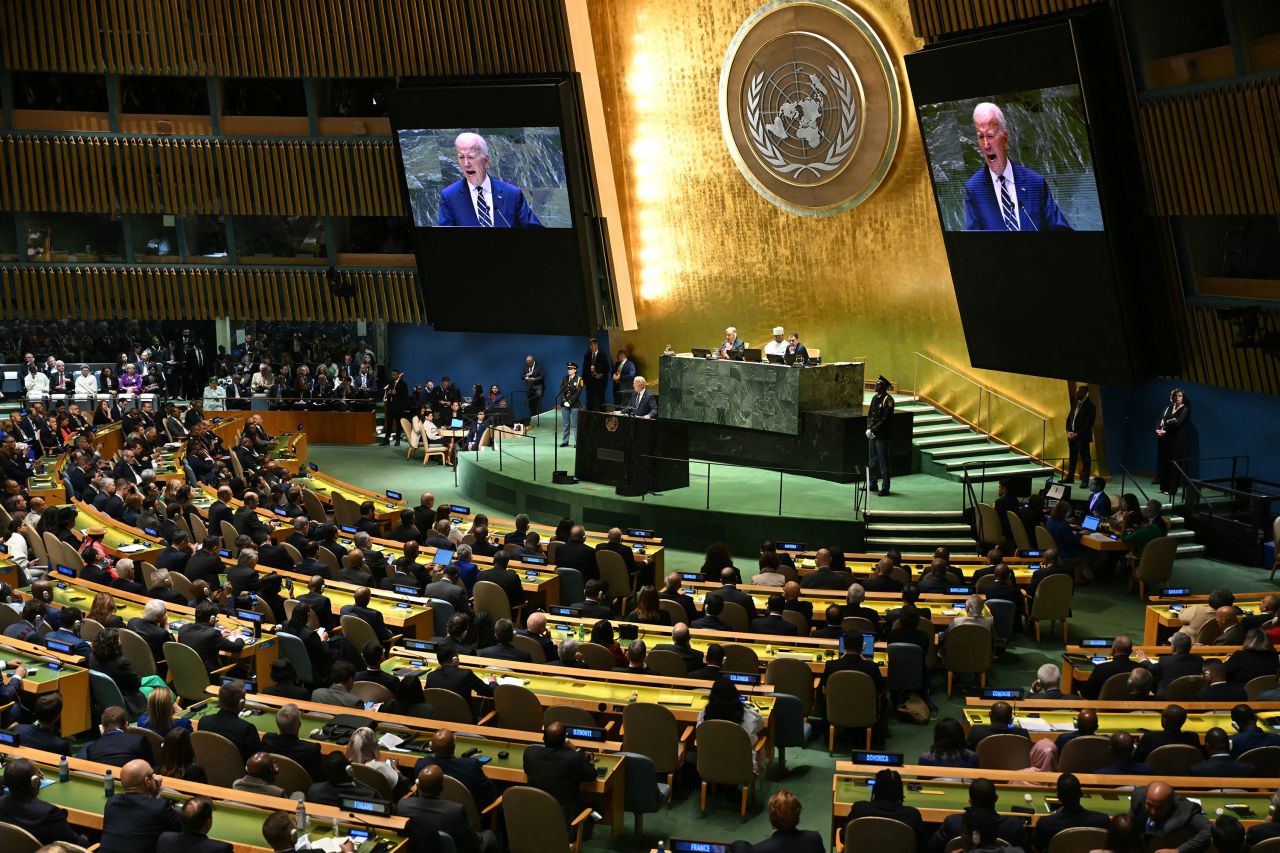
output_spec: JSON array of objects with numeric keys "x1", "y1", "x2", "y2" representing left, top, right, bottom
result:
[{"x1": 494, "y1": 197, "x2": 513, "y2": 228}]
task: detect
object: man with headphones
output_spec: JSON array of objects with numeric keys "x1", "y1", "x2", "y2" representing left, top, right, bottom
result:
[
  {"x1": 16, "y1": 692, "x2": 71, "y2": 755},
  {"x1": 0, "y1": 757, "x2": 88, "y2": 846},
  {"x1": 193, "y1": 681, "x2": 262, "y2": 762},
  {"x1": 100, "y1": 759, "x2": 182, "y2": 853}
]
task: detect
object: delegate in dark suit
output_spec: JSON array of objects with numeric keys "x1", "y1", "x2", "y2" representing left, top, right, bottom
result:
[
  {"x1": 262, "y1": 731, "x2": 323, "y2": 780},
  {"x1": 340, "y1": 603, "x2": 392, "y2": 643},
  {"x1": 396, "y1": 796, "x2": 491, "y2": 853},
  {"x1": 474, "y1": 565, "x2": 527, "y2": 610},
  {"x1": 177, "y1": 620, "x2": 245, "y2": 672},
  {"x1": 437, "y1": 178, "x2": 540, "y2": 227},
  {"x1": 523, "y1": 742, "x2": 597, "y2": 828},
  {"x1": 1035, "y1": 805, "x2": 1110, "y2": 852},
  {"x1": 1065, "y1": 390, "x2": 1097, "y2": 484},
  {"x1": 555, "y1": 540, "x2": 599, "y2": 583},
  {"x1": 736, "y1": 829, "x2": 825, "y2": 853},
  {"x1": 195, "y1": 707, "x2": 262, "y2": 761},
  {"x1": 963, "y1": 161, "x2": 1071, "y2": 232},
  {"x1": 16, "y1": 723, "x2": 72, "y2": 755},
  {"x1": 413, "y1": 755, "x2": 498, "y2": 810},
  {"x1": 76, "y1": 729, "x2": 153, "y2": 766},
  {"x1": 0, "y1": 793, "x2": 88, "y2": 846},
  {"x1": 157, "y1": 831, "x2": 232, "y2": 853},
  {"x1": 100, "y1": 792, "x2": 183, "y2": 853}
]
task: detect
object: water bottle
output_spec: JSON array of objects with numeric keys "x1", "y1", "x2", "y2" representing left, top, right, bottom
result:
[
  {"x1": 59, "y1": 755, "x2": 69, "y2": 783},
  {"x1": 656, "y1": 841, "x2": 666, "y2": 853},
  {"x1": 332, "y1": 814, "x2": 340, "y2": 838},
  {"x1": 103, "y1": 768, "x2": 113, "y2": 797},
  {"x1": 295, "y1": 801, "x2": 307, "y2": 833}
]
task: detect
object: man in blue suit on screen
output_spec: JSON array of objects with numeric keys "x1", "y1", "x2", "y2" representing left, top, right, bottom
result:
[
  {"x1": 437, "y1": 132, "x2": 542, "y2": 228},
  {"x1": 963, "y1": 102, "x2": 1071, "y2": 232}
]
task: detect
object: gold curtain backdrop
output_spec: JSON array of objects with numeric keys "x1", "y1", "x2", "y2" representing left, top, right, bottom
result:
[{"x1": 584, "y1": 0, "x2": 1076, "y2": 466}]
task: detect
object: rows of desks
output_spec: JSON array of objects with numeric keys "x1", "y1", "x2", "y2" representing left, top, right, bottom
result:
[
  {"x1": 1060, "y1": 644, "x2": 1241, "y2": 694},
  {"x1": 1144, "y1": 599, "x2": 1270, "y2": 645},
  {"x1": 0, "y1": 635, "x2": 91, "y2": 736},
  {"x1": 184, "y1": 690, "x2": 629, "y2": 839},
  {"x1": 961, "y1": 696, "x2": 1280, "y2": 742},
  {"x1": 9, "y1": 745, "x2": 405, "y2": 853},
  {"x1": 831, "y1": 763, "x2": 1274, "y2": 840}
]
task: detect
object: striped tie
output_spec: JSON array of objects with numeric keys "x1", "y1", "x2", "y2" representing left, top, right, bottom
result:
[
  {"x1": 475, "y1": 186, "x2": 493, "y2": 227},
  {"x1": 998, "y1": 175, "x2": 1019, "y2": 232}
]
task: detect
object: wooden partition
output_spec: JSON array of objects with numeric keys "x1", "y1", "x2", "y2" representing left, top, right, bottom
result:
[{"x1": 254, "y1": 410, "x2": 375, "y2": 445}]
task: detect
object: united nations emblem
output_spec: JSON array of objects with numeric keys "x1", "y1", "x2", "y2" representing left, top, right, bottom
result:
[
  {"x1": 720, "y1": 0, "x2": 902, "y2": 217},
  {"x1": 605, "y1": 416, "x2": 619, "y2": 433}
]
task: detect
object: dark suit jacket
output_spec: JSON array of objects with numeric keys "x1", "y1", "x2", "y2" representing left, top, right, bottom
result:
[
  {"x1": 100, "y1": 792, "x2": 183, "y2": 853},
  {"x1": 474, "y1": 567, "x2": 526, "y2": 609},
  {"x1": 426, "y1": 665, "x2": 493, "y2": 710},
  {"x1": 184, "y1": 550, "x2": 224, "y2": 588},
  {"x1": 554, "y1": 541, "x2": 599, "y2": 583},
  {"x1": 1135, "y1": 729, "x2": 1202, "y2": 762},
  {"x1": 1230, "y1": 725, "x2": 1280, "y2": 758},
  {"x1": 341, "y1": 603, "x2": 391, "y2": 642},
  {"x1": 631, "y1": 391, "x2": 658, "y2": 418},
  {"x1": 931, "y1": 811, "x2": 1026, "y2": 853},
  {"x1": 750, "y1": 614, "x2": 798, "y2": 636},
  {"x1": 594, "y1": 540, "x2": 636, "y2": 575},
  {"x1": 963, "y1": 161, "x2": 1071, "y2": 232},
  {"x1": 655, "y1": 642, "x2": 704, "y2": 674},
  {"x1": 195, "y1": 708, "x2": 262, "y2": 761},
  {"x1": 16, "y1": 723, "x2": 71, "y2": 755},
  {"x1": 154, "y1": 547, "x2": 192, "y2": 575},
  {"x1": 296, "y1": 592, "x2": 335, "y2": 630},
  {"x1": 396, "y1": 797, "x2": 485, "y2": 853},
  {"x1": 232, "y1": 505, "x2": 268, "y2": 537},
  {"x1": 690, "y1": 615, "x2": 731, "y2": 632},
  {"x1": 157, "y1": 831, "x2": 232, "y2": 853},
  {"x1": 257, "y1": 543, "x2": 294, "y2": 570},
  {"x1": 127, "y1": 618, "x2": 173, "y2": 670},
  {"x1": 846, "y1": 799, "x2": 925, "y2": 852},
  {"x1": 660, "y1": 590, "x2": 698, "y2": 624},
  {"x1": 523, "y1": 744, "x2": 597, "y2": 826},
  {"x1": 0, "y1": 794, "x2": 86, "y2": 845},
  {"x1": 1035, "y1": 806, "x2": 1110, "y2": 852},
  {"x1": 1067, "y1": 397, "x2": 1098, "y2": 443},
  {"x1": 966, "y1": 724, "x2": 1031, "y2": 751},
  {"x1": 516, "y1": 628, "x2": 558, "y2": 662},
  {"x1": 305, "y1": 780, "x2": 377, "y2": 807},
  {"x1": 413, "y1": 754, "x2": 498, "y2": 811},
  {"x1": 738, "y1": 829, "x2": 825, "y2": 853},
  {"x1": 337, "y1": 566, "x2": 375, "y2": 587},
  {"x1": 820, "y1": 654, "x2": 883, "y2": 696},
  {"x1": 423, "y1": 581, "x2": 468, "y2": 614},
  {"x1": 226, "y1": 564, "x2": 263, "y2": 593},
  {"x1": 799, "y1": 569, "x2": 853, "y2": 590},
  {"x1": 261, "y1": 731, "x2": 323, "y2": 780},
  {"x1": 1198, "y1": 680, "x2": 1247, "y2": 701},
  {"x1": 861, "y1": 575, "x2": 903, "y2": 594},
  {"x1": 715, "y1": 584, "x2": 757, "y2": 618},
  {"x1": 994, "y1": 492, "x2": 1020, "y2": 539},
  {"x1": 478, "y1": 642, "x2": 532, "y2": 663},
  {"x1": 77, "y1": 729, "x2": 153, "y2": 767},
  {"x1": 178, "y1": 621, "x2": 245, "y2": 671},
  {"x1": 572, "y1": 600, "x2": 613, "y2": 620},
  {"x1": 1081, "y1": 656, "x2": 1141, "y2": 700},
  {"x1": 437, "y1": 177, "x2": 540, "y2": 227},
  {"x1": 1190, "y1": 755, "x2": 1256, "y2": 777}
]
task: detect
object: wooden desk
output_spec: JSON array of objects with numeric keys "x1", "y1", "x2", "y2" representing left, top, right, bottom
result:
[
  {"x1": 831, "y1": 762, "x2": 1274, "y2": 842},
  {"x1": 185, "y1": 690, "x2": 628, "y2": 839},
  {"x1": 1144, "y1": 602, "x2": 1267, "y2": 645},
  {"x1": 678, "y1": 580, "x2": 974, "y2": 626},
  {"x1": 71, "y1": 500, "x2": 166, "y2": 564},
  {"x1": 1082, "y1": 532, "x2": 1130, "y2": 552},
  {"x1": 1060, "y1": 645, "x2": 1239, "y2": 694},
  {"x1": 30, "y1": 573, "x2": 280, "y2": 687},
  {"x1": 7, "y1": 744, "x2": 406, "y2": 853},
  {"x1": 0, "y1": 635, "x2": 92, "y2": 735},
  {"x1": 542, "y1": 612, "x2": 844, "y2": 673},
  {"x1": 961, "y1": 698, "x2": 1280, "y2": 742}
]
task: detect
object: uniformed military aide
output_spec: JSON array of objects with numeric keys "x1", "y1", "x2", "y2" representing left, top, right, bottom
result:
[
  {"x1": 867, "y1": 374, "x2": 895, "y2": 496},
  {"x1": 558, "y1": 362, "x2": 584, "y2": 447}
]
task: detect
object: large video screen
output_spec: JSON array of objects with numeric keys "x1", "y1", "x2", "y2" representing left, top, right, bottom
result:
[
  {"x1": 905, "y1": 19, "x2": 1175, "y2": 384},
  {"x1": 387, "y1": 77, "x2": 602, "y2": 336},
  {"x1": 396, "y1": 127, "x2": 572, "y2": 229},
  {"x1": 918, "y1": 86, "x2": 1103, "y2": 233}
]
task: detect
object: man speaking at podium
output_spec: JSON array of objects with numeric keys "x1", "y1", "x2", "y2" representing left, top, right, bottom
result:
[
  {"x1": 621, "y1": 376, "x2": 657, "y2": 419},
  {"x1": 963, "y1": 102, "x2": 1071, "y2": 233},
  {"x1": 437, "y1": 132, "x2": 541, "y2": 228}
]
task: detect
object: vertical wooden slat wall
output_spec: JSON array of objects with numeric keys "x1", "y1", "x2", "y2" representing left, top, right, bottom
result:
[
  {"x1": 0, "y1": 0, "x2": 572, "y2": 75},
  {"x1": 907, "y1": 0, "x2": 1101, "y2": 40},
  {"x1": 1139, "y1": 80, "x2": 1280, "y2": 216}
]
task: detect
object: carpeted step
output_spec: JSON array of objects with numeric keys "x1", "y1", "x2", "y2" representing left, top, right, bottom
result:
[
  {"x1": 866, "y1": 535, "x2": 976, "y2": 548},
  {"x1": 927, "y1": 443, "x2": 1010, "y2": 460},
  {"x1": 913, "y1": 432, "x2": 986, "y2": 449},
  {"x1": 866, "y1": 522, "x2": 972, "y2": 535},
  {"x1": 913, "y1": 422, "x2": 974, "y2": 437},
  {"x1": 941, "y1": 453, "x2": 1031, "y2": 471}
]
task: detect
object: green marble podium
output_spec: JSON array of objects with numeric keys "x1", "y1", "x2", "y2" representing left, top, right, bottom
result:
[{"x1": 657, "y1": 355, "x2": 865, "y2": 435}]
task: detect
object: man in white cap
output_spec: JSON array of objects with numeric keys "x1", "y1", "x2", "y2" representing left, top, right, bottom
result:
[{"x1": 763, "y1": 327, "x2": 788, "y2": 359}]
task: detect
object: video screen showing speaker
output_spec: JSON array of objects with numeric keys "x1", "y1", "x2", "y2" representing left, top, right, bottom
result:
[
  {"x1": 396, "y1": 126, "x2": 571, "y2": 229},
  {"x1": 918, "y1": 86, "x2": 1103, "y2": 233},
  {"x1": 388, "y1": 77, "x2": 603, "y2": 335},
  {"x1": 906, "y1": 18, "x2": 1172, "y2": 385}
]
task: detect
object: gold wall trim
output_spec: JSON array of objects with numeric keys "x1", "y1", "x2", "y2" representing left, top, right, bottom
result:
[
  {"x1": 0, "y1": 135, "x2": 405, "y2": 216},
  {"x1": 1140, "y1": 80, "x2": 1280, "y2": 216},
  {"x1": 0, "y1": 0, "x2": 573, "y2": 76},
  {"x1": 0, "y1": 264, "x2": 423, "y2": 323},
  {"x1": 907, "y1": 0, "x2": 1100, "y2": 40}
]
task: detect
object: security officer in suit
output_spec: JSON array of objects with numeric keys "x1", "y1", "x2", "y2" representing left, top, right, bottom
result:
[
  {"x1": 581, "y1": 338, "x2": 610, "y2": 412},
  {"x1": 557, "y1": 362, "x2": 583, "y2": 447},
  {"x1": 522, "y1": 355, "x2": 544, "y2": 424},
  {"x1": 523, "y1": 722, "x2": 598, "y2": 836},
  {"x1": 1065, "y1": 385, "x2": 1096, "y2": 485},
  {"x1": 867, "y1": 375, "x2": 895, "y2": 496},
  {"x1": 0, "y1": 758, "x2": 89, "y2": 846}
]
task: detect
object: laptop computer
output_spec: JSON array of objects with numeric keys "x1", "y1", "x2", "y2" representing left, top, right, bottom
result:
[
  {"x1": 691, "y1": 348, "x2": 712, "y2": 359},
  {"x1": 726, "y1": 349, "x2": 745, "y2": 361},
  {"x1": 450, "y1": 418, "x2": 464, "y2": 429},
  {"x1": 742, "y1": 348, "x2": 762, "y2": 363},
  {"x1": 1081, "y1": 515, "x2": 1101, "y2": 532},
  {"x1": 766, "y1": 353, "x2": 785, "y2": 364}
]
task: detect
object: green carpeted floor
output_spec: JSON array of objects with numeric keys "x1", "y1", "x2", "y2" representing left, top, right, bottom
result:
[{"x1": 307, "y1": 442, "x2": 1273, "y2": 851}]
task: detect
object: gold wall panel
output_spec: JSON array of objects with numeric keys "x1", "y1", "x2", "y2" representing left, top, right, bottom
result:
[
  {"x1": 586, "y1": 0, "x2": 1074, "y2": 464},
  {"x1": 908, "y1": 0, "x2": 1101, "y2": 41}
]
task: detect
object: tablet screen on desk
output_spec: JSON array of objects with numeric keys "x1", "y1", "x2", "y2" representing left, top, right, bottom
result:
[{"x1": 1081, "y1": 515, "x2": 1101, "y2": 532}]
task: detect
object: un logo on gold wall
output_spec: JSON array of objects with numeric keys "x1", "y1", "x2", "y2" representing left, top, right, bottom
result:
[{"x1": 720, "y1": 0, "x2": 902, "y2": 217}]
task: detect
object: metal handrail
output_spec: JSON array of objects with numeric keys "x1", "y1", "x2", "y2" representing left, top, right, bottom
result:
[
  {"x1": 912, "y1": 351, "x2": 1051, "y2": 462},
  {"x1": 1116, "y1": 465, "x2": 1153, "y2": 504}
]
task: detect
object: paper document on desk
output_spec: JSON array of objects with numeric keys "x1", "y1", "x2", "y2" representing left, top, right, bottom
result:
[
  {"x1": 299, "y1": 836, "x2": 361, "y2": 852},
  {"x1": 659, "y1": 693, "x2": 694, "y2": 706},
  {"x1": 378, "y1": 732, "x2": 411, "y2": 752},
  {"x1": 496, "y1": 676, "x2": 527, "y2": 686},
  {"x1": 1049, "y1": 722, "x2": 1076, "y2": 731},
  {"x1": 116, "y1": 544, "x2": 148, "y2": 553},
  {"x1": 1015, "y1": 717, "x2": 1052, "y2": 732}
]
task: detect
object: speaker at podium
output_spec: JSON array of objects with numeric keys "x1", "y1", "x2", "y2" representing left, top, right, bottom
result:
[{"x1": 574, "y1": 409, "x2": 689, "y2": 496}]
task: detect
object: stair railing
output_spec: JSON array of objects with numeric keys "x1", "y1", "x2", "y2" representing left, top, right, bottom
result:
[{"x1": 911, "y1": 352, "x2": 1053, "y2": 467}]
